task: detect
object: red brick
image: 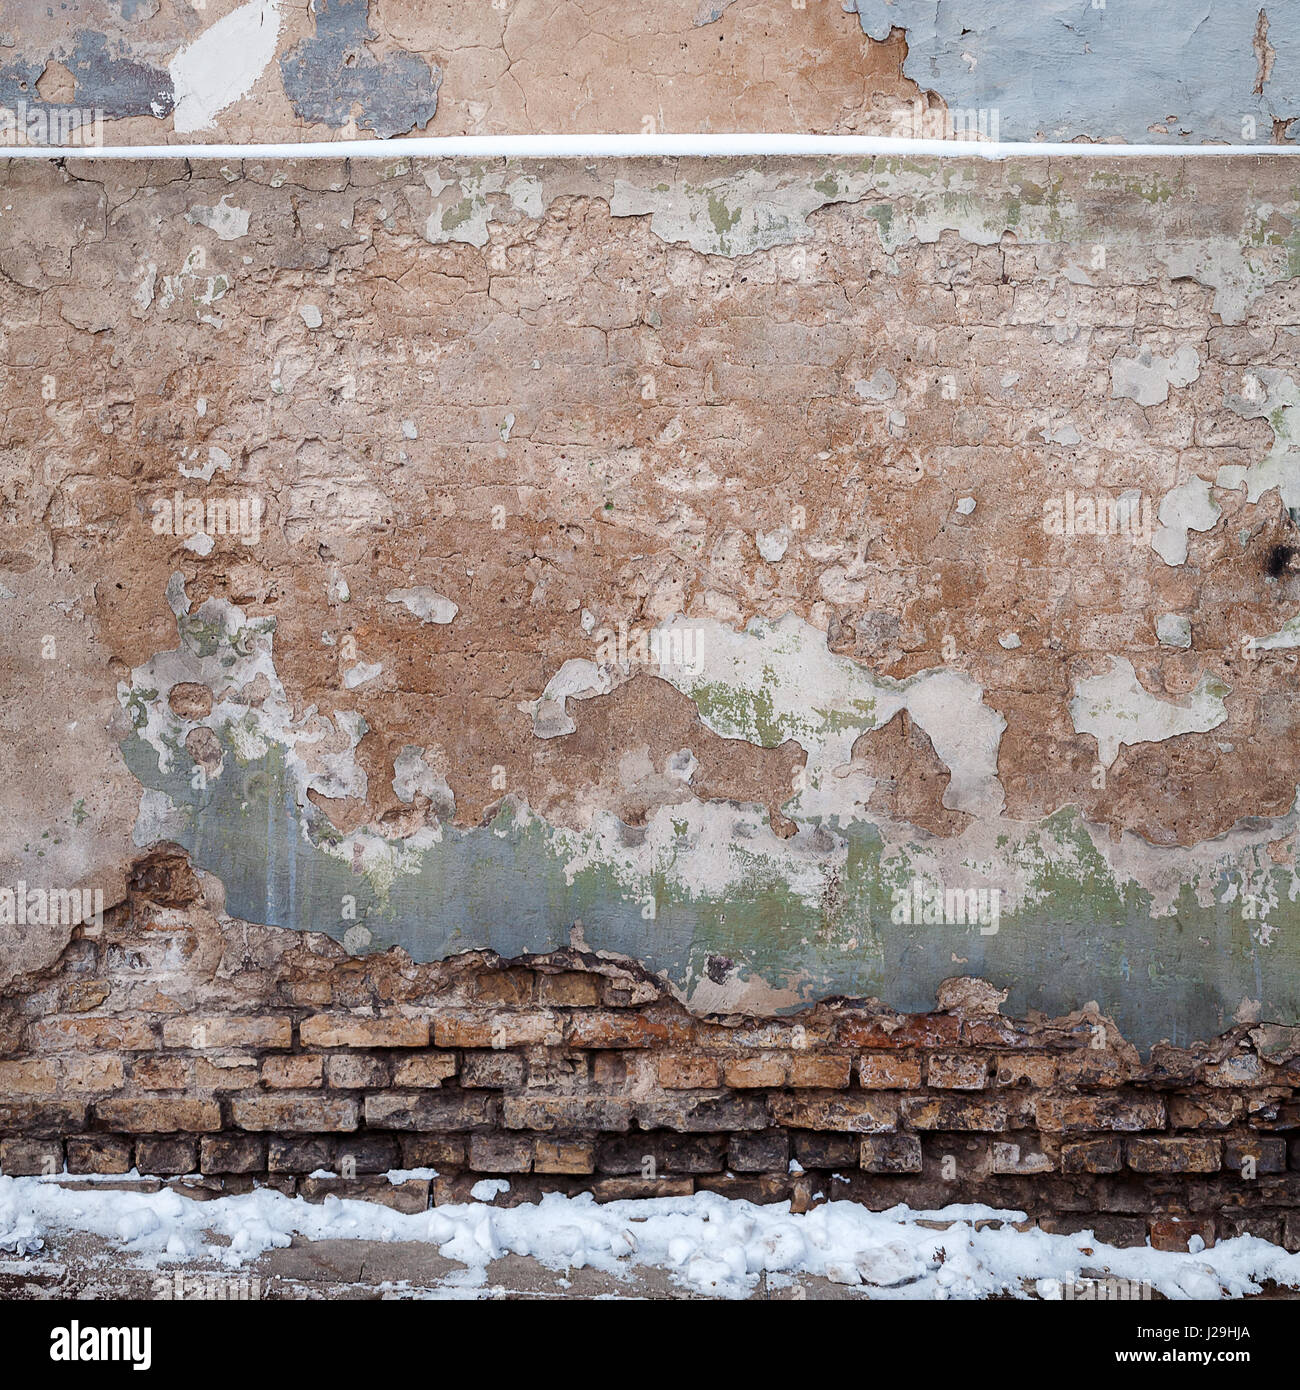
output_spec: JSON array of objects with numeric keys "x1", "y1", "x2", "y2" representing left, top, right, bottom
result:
[
  {"x1": 261, "y1": 1054, "x2": 323, "y2": 1089},
  {"x1": 788, "y1": 1054, "x2": 852, "y2": 1088},
  {"x1": 1149, "y1": 1217, "x2": 1216, "y2": 1252},
  {"x1": 995, "y1": 1055, "x2": 1057, "y2": 1088},
  {"x1": 269, "y1": 1137, "x2": 335, "y2": 1173},
  {"x1": 133, "y1": 1057, "x2": 194, "y2": 1090},
  {"x1": 1126, "y1": 1138, "x2": 1220, "y2": 1173},
  {"x1": 836, "y1": 1012, "x2": 960, "y2": 1048},
  {"x1": 231, "y1": 1095, "x2": 358, "y2": 1132},
  {"x1": 901, "y1": 1097, "x2": 1008, "y2": 1131},
  {"x1": 432, "y1": 1010, "x2": 559, "y2": 1048},
  {"x1": 537, "y1": 972, "x2": 601, "y2": 1007},
  {"x1": 469, "y1": 1133, "x2": 535, "y2": 1173},
  {"x1": 565, "y1": 1010, "x2": 689, "y2": 1049},
  {"x1": 66, "y1": 1136, "x2": 132, "y2": 1175},
  {"x1": 502, "y1": 1096, "x2": 634, "y2": 1132},
  {"x1": 1168, "y1": 1092, "x2": 1241, "y2": 1129},
  {"x1": 724, "y1": 1053, "x2": 789, "y2": 1088},
  {"x1": 29, "y1": 1016, "x2": 155, "y2": 1051},
  {"x1": 0, "y1": 1060, "x2": 58, "y2": 1096},
  {"x1": 472, "y1": 971, "x2": 535, "y2": 1005},
  {"x1": 535, "y1": 1140, "x2": 596, "y2": 1174},
  {"x1": 769, "y1": 1092, "x2": 897, "y2": 1133},
  {"x1": 1054, "y1": 1050, "x2": 1128, "y2": 1087},
  {"x1": 1204, "y1": 1055, "x2": 1267, "y2": 1087},
  {"x1": 200, "y1": 1135, "x2": 266, "y2": 1174},
  {"x1": 636, "y1": 1093, "x2": 769, "y2": 1132},
  {"x1": 460, "y1": 1052, "x2": 526, "y2": 1088},
  {"x1": 927, "y1": 1054, "x2": 990, "y2": 1089},
  {"x1": 135, "y1": 1138, "x2": 198, "y2": 1175},
  {"x1": 860, "y1": 1135, "x2": 923, "y2": 1173},
  {"x1": 991, "y1": 1141, "x2": 1055, "y2": 1174},
  {"x1": 858, "y1": 1053, "x2": 922, "y2": 1089},
  {"x1": 324, "y1": 1053, "x2": 390, "y2": 1088},
  {"x1": 1224, "y1": 1137, "x2": 1286, "y2": 1175},
  {"x1": 300, "y1": 1014, "x2": 429, "y2": 1048},
  {"x1": 591, "y1": 1177, "x2": 693, "y2": 1202},
  {"x1": 300, "y1": 1175, "x2": 430, "y2": 1213},
  {"x1": 95, "y1": 1098, "x2": 221, "y2": 1133},
  {"x1": 161, "y1": 1015, "x2": 292, "y2": 1049},
  {"x1": 391, "y1": 1053, "x2": 458, "y2": 1088},
  {"x1": 1036, "y1": 1094, "x2": 1165, "y2": 1133},
  {"x1": 60, "y1": 1055, "x2": 125, "y2": 1093},
  {"x1": 727, "y1": 1132, "x2": 790, "y2": 1172},
  {"x1": 1061, "y1": 1139, "x2": 1123, "y2": 1173},
  {"x1": 656, "y1": 1054, "x2": 721, "y2": 1089},
  {"x1": 195, "y1": 1057, "x2": 259, "y2": 1090},
  {"x1": 0, "y1": 1139, "x2": 62, "y2": 1175},
  {"x1": 364, "y1": 1092, "x2": 495, "y2": 1131}
]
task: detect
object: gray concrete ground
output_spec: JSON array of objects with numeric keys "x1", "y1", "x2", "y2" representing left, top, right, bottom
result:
[{"x1": 0, "y1": 1228, "x2": 873, "y2": 1301}]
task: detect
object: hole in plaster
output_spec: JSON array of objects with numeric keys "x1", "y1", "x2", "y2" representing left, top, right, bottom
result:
[{"x1": 1267, "y1": 544, "x2": 1296, "y2": 578}]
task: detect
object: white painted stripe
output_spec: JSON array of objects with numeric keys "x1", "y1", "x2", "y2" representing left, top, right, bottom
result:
[{"x1": 1, "y1": 133, "x2": 1299, "y2": 161}]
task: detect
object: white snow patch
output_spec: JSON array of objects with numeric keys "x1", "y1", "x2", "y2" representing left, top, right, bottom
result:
[{"x1": 3, "y1": 1176, "x2": 1298, "y2": 1301}]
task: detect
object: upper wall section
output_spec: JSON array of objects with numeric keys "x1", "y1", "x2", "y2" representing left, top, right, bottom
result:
[
  {"x1": 0, "y1": 0, "x2": 1295, "y2": 147},
  {"x1": 4, "y1": 151, "x2": 1300, "y2": 1045}
]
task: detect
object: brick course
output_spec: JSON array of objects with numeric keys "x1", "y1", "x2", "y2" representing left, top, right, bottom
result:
[{"x1": 6, "y1": 851, "x2": 1300, "y2": 1250}]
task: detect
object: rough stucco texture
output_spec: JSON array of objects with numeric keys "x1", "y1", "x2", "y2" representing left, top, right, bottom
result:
[
  {"x1": 4, "y1": 153, "x2": 1300, "y2": 1049},
  {"x1": 1, "y1": 0, "x2": 1295, "y2": 147}
]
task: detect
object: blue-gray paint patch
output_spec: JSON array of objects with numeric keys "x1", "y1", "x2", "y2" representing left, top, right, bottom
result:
[
  {"x1": 0, "y1": 31, "x2": 172, "y2": 124},
  {"x1": 279, "y1": 0, "x2": 440, "y2": 140},
  {"x1": 847, "y1": 0, "x2": 1300, "y2": 143},
  {"x1": 121, "y1": 731, "x2": 1300, "y2": 1053}
]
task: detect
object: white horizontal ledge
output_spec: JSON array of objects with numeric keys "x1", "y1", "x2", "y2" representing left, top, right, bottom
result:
[{"x1": 2, "y1": 133, "x2": 1299, "y2": 162}]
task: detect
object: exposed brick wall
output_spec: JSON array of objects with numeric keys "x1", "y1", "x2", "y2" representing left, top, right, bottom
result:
[{"x1": 2, "y1": 848, "x2": 1298, "y2": 1251}]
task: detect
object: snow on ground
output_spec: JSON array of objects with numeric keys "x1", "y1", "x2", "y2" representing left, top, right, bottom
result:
[{"x1": 2, "y1": 1172, "x2": 1298, "y2": 1299}]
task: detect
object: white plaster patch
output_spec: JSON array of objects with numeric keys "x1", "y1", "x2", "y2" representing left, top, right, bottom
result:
[
  {"x1": 343, "y1": 661, "x2": 382, "y2": 689},
  {"x1": 386, "y1": 588, "x2": 459, "y2": 625},
  {"x1": 526, "y1": 659, "x2": 613, "y2": 739},
  {"x1": 1110, "y1": 345, "x2": 1200, "y2": 407},
  {"x1": 1069, "y1": 656, "x2": 1230, "y2": 770},
  {"x1": 414, "y1": 167, "x2": 543, "y2": 247},
  {"x1": 755, "y1": 530, "x2": 789, "y2": 563},
  {"x1": 178, "y1": 445, "x2": 233, "y2": 482},
  {"x1": 186, "y1": 195, "x2": 250, "y2": 241},
  {"x1": 1151, "y1": 478, "x2": 1220, "y2": 567},
  {"x1": 392, "y1": 745, "x2": 455, "y2": 816},
  {"x1": 1156, "y1": 614, "x2": 1192, "y2": 649},
  {"x1": 170, "y1": 0, "x2": 285, "y2": 135},
  {"x1": 1215, "y1": 367, "x2": 1300, "y2": 509},
  {"x1": 651, "y1": 612, "x2": 1007, "y2": 818},
  {"x1": 854, "y1": 368, "x2": 897, "y2": 402}
]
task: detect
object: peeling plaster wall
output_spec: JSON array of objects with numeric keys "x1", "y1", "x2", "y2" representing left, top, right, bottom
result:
[
  {"x1": 0, "y1": 0, "x2": 920, "y2": 145},
  {"x1": 4, "y1": 154, "x2": 1300, "y2": 1048},
  {"x1": 7, "y1": 0, "x2": 1295, "y2": 149},
  {"x1": 849, "y1": 0, "x2": 1300, "y2": 144}
]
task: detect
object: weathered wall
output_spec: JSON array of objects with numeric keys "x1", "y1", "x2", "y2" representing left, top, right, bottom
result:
[
  {"x1": 0, "y1": 850, "x2": 1295, "y2": 1251},
  {"x1": 4, "y1": 151, "x2": 1300, "y2": 1050},
  {"x1": 1, "y1": 0, "x2": 1295, "y2": 146}
]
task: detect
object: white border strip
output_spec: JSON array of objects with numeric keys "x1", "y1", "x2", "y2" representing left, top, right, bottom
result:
[{"x1": 2, "y1": 133, "x2": 1298, "y2": 161}]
